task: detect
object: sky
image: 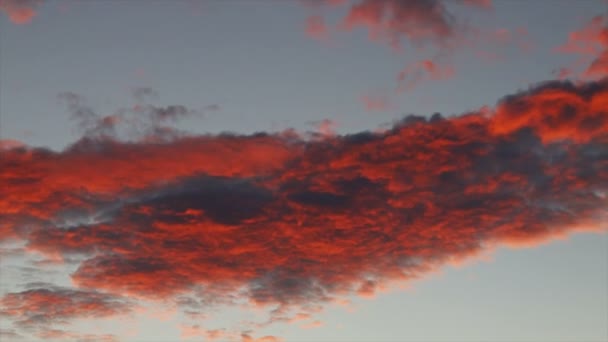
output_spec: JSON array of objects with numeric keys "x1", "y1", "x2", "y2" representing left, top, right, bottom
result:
[{"x1": 0, "y1": 0, "x2": 607, "y2": 341}]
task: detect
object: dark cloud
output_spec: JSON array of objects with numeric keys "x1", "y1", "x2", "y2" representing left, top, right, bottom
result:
[{"x1": 0, "y1": 285, "x2": 133, "y2": 328}]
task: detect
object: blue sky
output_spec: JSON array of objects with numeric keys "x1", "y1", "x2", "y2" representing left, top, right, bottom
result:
[{"x1": 0, "y1": 1, "x2": 607, "y2": 341}]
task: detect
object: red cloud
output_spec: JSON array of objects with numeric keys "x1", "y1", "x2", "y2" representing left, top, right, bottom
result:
[
  {"x1": 0, "y1": 132, "x2": 294, "y2": 240},
  {"x1": 1, "y1": 78, "x2": 607, "y2": 338},
  {"x1": 340, "y1": 0, "x2": 454, "y2": 51},
  {"x1": 0, "y1": 0, "x2": 41, "y2": 24},
  {"x1": 0, "y1": 139, "x2": 26, "y2": 150},
  {"x1": 305, "y1": 0, "x2": 490, "y2": 52},
  {"x1": 491, "y1": 81, "x2": 608, "y2": 143},
  {"x1": 557, "y1": 15, "x2": 608, "y2": 78}
]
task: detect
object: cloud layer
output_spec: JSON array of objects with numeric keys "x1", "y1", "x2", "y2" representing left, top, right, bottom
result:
[{"x1": 2, "y1": 79, "x2": 607, "y2": 338}]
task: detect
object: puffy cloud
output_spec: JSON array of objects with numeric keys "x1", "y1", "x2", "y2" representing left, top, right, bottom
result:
[
  {"x1": 340, "y1": 0, "x2": 464, "y2": 51},
  {"x1": 1, "y1": 78, "x2": 607, "y2": 338},
  {"x1": 491, "y1": 80, "x2": 608, "y2": 142},
  {"x1": 0, "y1": 0, "x2": 41, "y2": 24}
]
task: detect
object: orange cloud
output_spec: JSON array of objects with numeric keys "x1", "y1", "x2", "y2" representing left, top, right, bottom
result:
[
  {"x1": 242, "y1": 333, "x2": 283, "y2": 342},
  {"x1": 1, "y1": 78, "x2": 607, "y2": 339}
]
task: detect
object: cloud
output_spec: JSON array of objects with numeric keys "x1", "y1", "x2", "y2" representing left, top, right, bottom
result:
[
  {"x1": 0, "y1": 0, "x2": 41, "y2": 24},
  {"x1": 397, "y1": 59, "x2": 454, "y2": 91},
  {"x1": 241, "y1": 333, "x2": 283, "y2": 342},
  {"x1": 0, "y1": 328, "x2": 24, "y2": 340},
  {"x1": 179, "y1": 325, "x2": 228, "y2": 341},
  {"x1": 0, "y1": 139, "x2": 26, "y2": 150},
  {"x1": 1, "y1": 78, "x2": 607, "y2": 337},
  {"x1": 178, "y1": 325, "x2": 282, "y2": 342},
  {"x1": 305, "y1": 1, "x2": 538, "y2": 99},
  {"x1": 57, "y1": 90, "x2": 219, "y2": 142},
  {"x1": 311, "y1": 119, "x2": 337, "y2": 136},
  {"x1": 340, "y1": 0, "x2": 455, "y2": 51},
  {"x1": 37, "y1": 329, "x2": 119, "y2": 342},
  {"x1": 307, "y1": 0, "x2": 490, "y2": 52},
  {"x1": 0, "y1": 285, "x2": 133, "y2": 328},
  {"x1": 461, "y1": 0, "x2": 492, "y2": 9},
  {"x1": 359, "y1": 93, "x2": 391, "y2": 112},
  {"x1": 491, "y1": 80, "x2": 608, "y2": 143},
  {"x1": 557, "y1": 15, "x2": 608, "y2": 78},
  {"x1": 305, "y1": 15, "x2": 329, "y2": 41}
]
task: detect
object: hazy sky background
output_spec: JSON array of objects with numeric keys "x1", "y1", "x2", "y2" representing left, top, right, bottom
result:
[{"x1": 0, "y1": 1, "x2": 607, "y2": 341}]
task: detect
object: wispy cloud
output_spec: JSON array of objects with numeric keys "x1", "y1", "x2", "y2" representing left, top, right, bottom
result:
[
  {"x1": 0, "y1": 0, "x2": 41, "y2": 24},
  {"x1": 556, "y1": 15, "x2": 608, "y2": 78},
  {"x1": 397, "y1": 59, "x2": 454, "y2": 91}
]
